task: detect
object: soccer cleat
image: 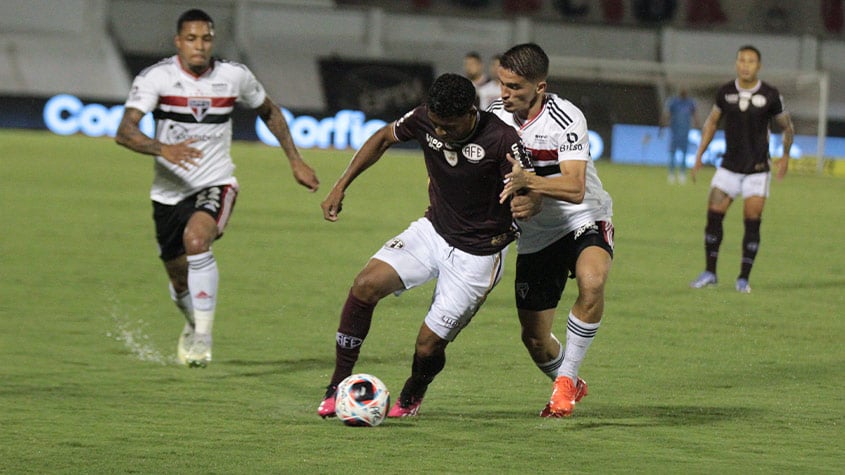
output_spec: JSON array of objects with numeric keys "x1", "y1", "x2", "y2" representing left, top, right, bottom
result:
[
  {"x1": 735, "y1": 278, "x2": 751, "y2": 293},
  {"x1": 186, "y1": 333, "x2": 212, "y2": 368},
  {"x1": 540, "y1": 377, "x2": 588, "y2": 418},
  {"x1": 176, "y1": 322, "x2": 194, "y2": 365},
  {"x1": 387, "y1": 394, "x2": 423, "y2": 418},
  {"x1": 317, "y1": 384, "x2": 338, "y2": 418},
  {"x1": 690, "y1": 271, "x2": 718, "y2": 289}
]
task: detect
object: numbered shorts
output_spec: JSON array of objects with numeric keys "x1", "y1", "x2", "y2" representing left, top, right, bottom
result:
[
  {"x1": 372, "y1": 217, "x2": 508, "y2": 341},
  {"x1": 711, "y1": 168, "x2": 771, "y2": 199},
  {"x1": 152, "y1": 184, "x2": 239, "y2": 261},
  {"x1": 515, "y1": 221, "x2": 614, "y2": 311}
]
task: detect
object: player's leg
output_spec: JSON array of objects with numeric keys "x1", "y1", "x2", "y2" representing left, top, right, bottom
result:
[
  {"x1": 388, "y1": 323, "x2": 449, "y2": 417},
  {"x1": 320, "y1": 218, "x2": 437, "y2": 418},
  {"x1": 548, "y1": 224, "x2": 613, "y2": 417},
  {"x1": 329, "y1": 258, "x2": 405, "y2": 387},
  {"x1": 518, "y1": 308, "x2": 562, "y2": 379},
  {"x1": 668, "y1": 146, "x2": 677, "y2": 184},
  {"x1": 182, "y1": 184, "x2": 238, "y2": 367},
  {"x1": 163, "y1": 257, "x2": 195, "y2": 364},
  {"x1": 514, "y1": 239, "x2": 569, "y2": 380},
  {"x1": 691, "y1": 168, "x2": 737, "y2": 288},
  {"x1": 154, "y1": 201, "x2": 197, "y2": 364},
  {"x1": 389, "y1": 239, "x2": 506, "y2": 417},
  {"x1": 735, "y1": 172, "x2": 769, "y2": 292},
  {"x1": 677, "y1": 146, "x2": 688, "y2": 184}
]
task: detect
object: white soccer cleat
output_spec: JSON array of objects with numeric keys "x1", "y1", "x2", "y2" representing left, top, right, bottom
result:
[
  {"x1": 177, "y1": 323, "x2": 195, "y2": 365},
  {"x1": 186, "y1": 333, "x2": 212, "y2": 368},
  {"x1": 690, "y1": 271, "x2": 717, "y2": 289}
]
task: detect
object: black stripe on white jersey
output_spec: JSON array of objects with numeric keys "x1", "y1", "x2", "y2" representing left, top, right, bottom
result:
[
  {"x1": 534, "y1": 164, "x2": 561, "y2": 177},
  {"x1": 487, "y1": 99, "x2": 504, "y2": 112},
  {"x1": 546, "y1": 101, "x2": 574, "y2": 130},
  {"x1": 153, "y1": 110, "x2": 231, "y2": 124}
]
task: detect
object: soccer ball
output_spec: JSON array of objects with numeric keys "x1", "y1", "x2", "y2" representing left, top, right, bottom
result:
[{"x1": 334, "y1": 373, "x2": 390, "y2": 427}]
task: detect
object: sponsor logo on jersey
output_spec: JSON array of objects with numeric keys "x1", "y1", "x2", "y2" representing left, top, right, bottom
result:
[
  {"x1": 425, "y1": 133, "x2": 444, "y2": 151},
  {"x1": 560, "y1": 132, "x2": 584, "y2": 152},
  {"x1": 385, "y1": 238, "x2": 404, "y2": 249},
  {"x1": 444, "y1": 150, "x2": 458, "y2": 166},
  {"x1": 462, "y1": 143, "x2": 485, "y2": 163},
  {"x1": 188, "y1": 97, "x2": 212, "y2": 121},
  {"x1": 212, "y1": 83, "x2": 228, "y2": 93},
  {"x1": 751, "y1": 94, "x2": 767, "y2": 108}
]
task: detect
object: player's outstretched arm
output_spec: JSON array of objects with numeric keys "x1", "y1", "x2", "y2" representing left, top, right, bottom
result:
[
  {"x1": 256, "y1": 97, "x2": 320, "y2": 192},
  {"x1": 115, "y1": 107, "x2": 201, "y2": 170},
  {"x1": 321, "y1": 124, "x2": 398, "y2": 222}
]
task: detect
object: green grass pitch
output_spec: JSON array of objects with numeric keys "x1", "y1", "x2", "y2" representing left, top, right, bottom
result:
[{"x1": 1, "y1": 129, "x2": 842, "y2": 473}]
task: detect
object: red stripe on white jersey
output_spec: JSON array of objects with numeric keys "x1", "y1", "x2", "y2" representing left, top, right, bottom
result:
[{"x1": 159, "y1": 96, "x2": 237, "y2": 108}]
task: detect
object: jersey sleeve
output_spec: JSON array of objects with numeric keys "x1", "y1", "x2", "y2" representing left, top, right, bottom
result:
[
  {"x1": 236, "y1": 65, "x2": 267, "y2": 109},
  {"x1": 124, "y1": 71, "x2": 160, "y2": 114},
  {"x1": 771, "y1": 91, "x2": 786, "y2": 117},
  {"x1": 392, "y1": 106, "x2": 423, "y2": 142},
  {"x1": 556, "y1": 108, "x2": 591, "y2": 162}
]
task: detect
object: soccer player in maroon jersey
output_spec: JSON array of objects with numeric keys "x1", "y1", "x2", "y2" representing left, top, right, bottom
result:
[
  {"x1": 690, "y1": 45, "x2": 794, "y2": 293},
  {"x1": 116, "y1": 9, "x2": 319, "y2": 368},
  {"x1": 317, "y1": 73, "x2": 535, "y2": 418}
]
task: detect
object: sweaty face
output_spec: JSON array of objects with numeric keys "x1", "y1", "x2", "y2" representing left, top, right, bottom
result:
[
  {"x1": 497, "y1": 66, "x2": 543, "y2": 119},
  {"x1": 427, "y1": 109, "x2": 476, "y2": 145},
  {"x1": 735, "y1": 49, "x2": 761, "y2": 86},
  {"x1": 175, "y1": 21, "x2": 215, "y2": 75}
]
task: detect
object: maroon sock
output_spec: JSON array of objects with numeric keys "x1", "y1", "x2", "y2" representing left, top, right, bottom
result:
[{"x1": 330, "y1": 289, "x2": 376, "y2": 386}]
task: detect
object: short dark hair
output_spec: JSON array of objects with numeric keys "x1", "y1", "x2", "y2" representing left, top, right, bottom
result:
[
  {"x1": 465, "y1": 51, "x2": 482, "y2": 61},
  {"x1": 500, "y1": 43, "x2": 549, "y2": 83},
  {"x1": 427, "y1": 73, "x2": 476, "y2": 118},
  {"x1": 177, "y1": 9, "x2": 214, "y2": 33},
  {"x1": 738, "y1": 44, "x2": 761, "y2": 61}
]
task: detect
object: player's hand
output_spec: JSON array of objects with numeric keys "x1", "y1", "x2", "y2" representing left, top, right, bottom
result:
[
  {"x1": 161, "y1": 138, "x2": 202, "y2": 170},
  {"x1": 690, "y1": 159, "x2": 702, "y2": 184},
  {"x1": 499, "y1": 154, "x2": 531, "y2": 203},
  {"x1": 321, "y1": 187, "x2": 345, "y2": 222},
  {"x1": 776, "y1": 156, "x2": 789, "y2": 180},
  {"x1": 511, "y1": 191, "x2": 542, "y2": 220},
  {"x1": 291, "y1": 160, "x2": 320, "y2": 192}
]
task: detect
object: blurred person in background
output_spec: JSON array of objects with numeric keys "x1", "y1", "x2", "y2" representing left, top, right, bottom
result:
[{"x1": 660, "y1": 86, "x2": 700, "y2": 184}]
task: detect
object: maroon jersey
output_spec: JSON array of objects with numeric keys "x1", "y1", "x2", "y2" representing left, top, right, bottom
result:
[
  {"x1": 715, "y1": 80, "x2": 786, "y2": 174},
  {"x1": 392, "y1": 106, "x2": 531, "y2": 255}
]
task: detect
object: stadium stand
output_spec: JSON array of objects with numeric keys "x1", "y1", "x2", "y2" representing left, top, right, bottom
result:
[{"x1": 0, "y1": 0, "x2": 843, "y2": 132}]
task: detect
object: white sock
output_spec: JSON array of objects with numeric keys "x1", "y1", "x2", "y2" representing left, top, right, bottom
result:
[
  {"x1": 187, "y1": 251, "x2": 218, "y2": 335},
  {"x1": 169, "y1": 282, "x2": 194, "y2": 327},
  {"x1": 536, "y1": 333, "x2": 563, "y2": 380},
  {"x1": 559, "y1": 312, "x2": 601, "y2": 383}
]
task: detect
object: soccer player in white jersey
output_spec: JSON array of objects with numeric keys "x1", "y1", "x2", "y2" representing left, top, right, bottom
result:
[
  {"x1": 493, "y1": 43, "x2": 615, "y2": 417},
  {"x1": 116, "y1": 9, "x2": 319, "y2": 367}
]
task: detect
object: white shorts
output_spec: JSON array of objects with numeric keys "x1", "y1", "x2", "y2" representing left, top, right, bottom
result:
[
  {"x1": 372, "y1": 217, "x2": 507, "y2": 341},
  {"x1": 711, "y1": 168, "x2": 771, "y2": 199}
]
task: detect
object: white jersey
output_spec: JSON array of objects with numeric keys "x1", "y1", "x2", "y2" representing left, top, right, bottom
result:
[
  {"x1": 489, "y1": 93, "x2": 613, "y2": 254},
  {"x1": 124, "y1": 55, "x2": 267, "y2": 204}
]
